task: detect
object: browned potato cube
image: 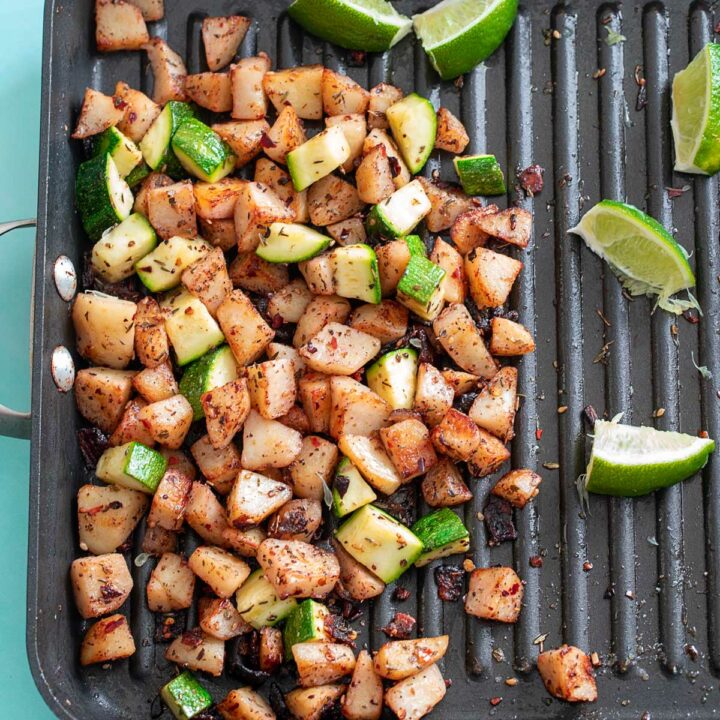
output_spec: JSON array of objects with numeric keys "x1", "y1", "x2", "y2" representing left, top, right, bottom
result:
[
  {"x1": 147, "y1": 180, "x2": 197, "y2": 240},
  {"x1": 430, "y1": 237, "x2": 465, "y2": 304},
  {"x1": 134, "y1": 296, "x2": 170, "y2": 369},
  {"x1": 268, "y1": 278, "x2": 313, "y2": 325},
  {"x1": 298, "y1": 373, "x2": 332, "y2": 434},
  {"x1": 450, "y1": 204, "x2": 498, "y2": 254},
  {"x1": 331, "y1": 538, "x2": 385, "y2": 602},
  {"x1": 267, "y1": 343, "x2": 306, "y2": 377},
  {"x1": 322, "y1": 68, "x2": 370, "y2": 115},
  {"x1": 259, "y1": 627, "x2": 284, "y2": 674},
  {"x1": 146, "y1": 552, "x2": 196, "y2": 612},
  {"x1": 268, "y1": 499, "x2": 323, "y2": 542},
  {"x1": 96, "y1": 0, "x2": 149, "y2": 52},
  {"x1": 285, "y1": 685, "x2": 344, "y2": 720},
  {"x1": 200, "y1": 217, "x2": 236, "y2": 250},
  {"x1": 165, "y1": 629, "x2": 225, "y2": 676},
  {"x1": 137, "y1": 394, "x2": 193, "y2": 449},
  {"x1": 537, "y1": 645, "x2": 598, "y2": 703},
  {"x1": 338, "y1": 433, "x2": 401, "y2": 496},
  {"x1": 227, "y1": 469, "x2": 293, "y2": 527},
  {"x1": 441, "y1": 368, "x2": 479, "y2": 396},
  {"x1": 80, "y1": 614, "x2": 136, "y2": 666},
  {"x1": 465, "y1": 566, "x2": 523, "y2": 622},
  {"x1": 199, "y1": 596, "x2": 251, "y2": 640},
  {"x1": 430, "y1": 408, "x2": 481, "y2": 462},
  {"x1": 368, "y1": 82, "x2": 404, "y2": 129},
  {"x1": 263, "y1": 65, "x2": 324, "y2": 120},
  {"x1": 308, "y1": 174, "x2": 364, "y2": 226},
  {"x1": 384, "y1": 663, "x2": 446, "y2": 720},
  {"x1": 299, "y1": 253, "x2": 335, "y2": 296},
  {"x1": 254, "y1": 158, "x2": 308, "y2": 222},
  {"x1": 466, "y1": 429, "x2": 510, "y2": 478},
  {"x1": 134, "y1": 172, "x2": 173, "y2": 217},
  {"x1": 356, "y1": 144, "x2": 395, "y2": 204},
  {"x1": 202, "y1": 378, "x2": 251, "y2": 449},
  {"x1": 465, "y1": 246, "x2": 523, "y2": 310},
  {"x1": 230, "y1": 54, "x2": 271, "y2": 120},
  {"x1": 148, "y1": 467, "x2": 192, "y2": 531},
  {"x1": 191, "y1": 435, "x2": 241, "y2": 495},
  {"x1": 70, "y1": 553, "x2": 133, "y2": 619},
  {"x1": 325, "y1": 113, "x2": 367, "y2": 172},
  {"x1": 421, "y1": 457, "x2": 472, "y2": 508},
  {"x1": 342, "y1": 648, "x2": 383, "y2": 720},
  {"x1": 181, "y1": 247, "x2": 232, "y2": 318},
  {"x1": 193, "y1": 177, "x2": 245, "y2": 220},
  {"x1": 247, "y1": 358, "x2": 297, "y2": 419},
  {"x1": 144, "y1": 37, "x2": 188, "y2": 105},
  {"x1": 114, "y1": 81, "x2": 160, "y2": 143},
  {"x1": 329, "y1": 376, "x2": 390, "y2": 440},
  {"x1": 288, "y1": 435, "x2": 339, "y2": 500},
  {"x1": 434, "y1": 107, "x2": 470, "y2": 153},
  {"x1": 217, "y1": 289, "x2": 275, "y2": 366},
  {"x1": 142, "y1": 525, "x2": 178, "y2": 555},
  {"x1": 468, "y1": 366, "x2": 518, "y2": 442},
  {"x1": 213, "y1": 120, "x2": 270, "y2": 169},
  {"x1": 327, "y1": 216, "x2": 367, "y2": 246},
  {"x1": 129, "y1": 0, "x2": 163, "y2": 22},
  {"x1": 362, "y1": 129, "x2": 410, "y2": 189},
  {"x1": 489, "y1": 317, "x2": 536, "y2": 356},
  {"x1": 218, "y1": 687, "x2": 275, "y2": 720},
  {"x1": 202, "y1": 15, "x2": 250, "y2": 71},
  {"x1": 376, "y1": 239, "x2": 411, "y2": 297},
  {"x1": 74, "y1": 367, "x2": 135, "y2": 434},
  {"x1": 229, "y1": 252, "x2": 289, "y2": 295},
  {"x1": 380, "y1": 419, "x2": 438, "y2": 481},
  {"x1": 413, "y1": 363, "x2": 454, "y2": 427},
  {"x1": 417, "y1": 177, "x2": 474, "y2": 233},
  {"x1": 222, "y1": 525, "x2": 266, "y2": 558},
  {"x1": 241, "y1": 410, "x2": 303, "y2": 469},
  {"x1": 264, "y1": 105, "x2": 307, "y2": 165},
  {"x1": 188, "y1": 545, "x2": 251, "y2": 598},
  {"x1": 132, "y1": 362, "x2": 177, "y2": 403},
  {"x1": 492, "y1": 468, "x2": 542, "y2": 508},
  {"x1": 349, "y1": 300, "x2": 408, "y2": 345},
  {"x1": 185, "y1": 481, "x2": 230, "y2": 546},
  {"x1": 159, "y1": 448, "x2": 197, "y2": 481},
  {"x1": 293, "y1": 642, "x2": 356, "y2": 687},
  {"x1": 294, "y1": 295, "x2": 351, "y2": 347},
  {"x1": 374, "y1": 637, "x2": 448, "y2": 681},
  {"x1": 278, "y1": 405, "x2": 311, "y2": 433},
  {"x1": 299, "y1": 323, "x2": 381, "y2": 376},
  {"x1": 234, "y1": 181, "x2": 294, "y2": 252},
  {"x1": 473, "y1": 207, "x2": 533, "y2": 248},
  {"x1": 185, "y1": 72, "x2": 233, "y2": 112}
]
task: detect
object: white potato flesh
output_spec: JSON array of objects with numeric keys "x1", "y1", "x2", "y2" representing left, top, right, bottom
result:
[
  {"x1": 464, "y1": 246, "x2": 523, "y2": 309},
  {"x1": 327, "y1": 217, "x2": 367, "y2": 246},
  {"x1": 146, "y1": 552, "x2": 196, "y2": 612},
  {"x1": 74, "y1": 367, "x2": 135, "y2": 433},
  {"x1": 72, "y1": 87, "x2": 124, "y2": 138},
  {"x1": 267, "y1": 343, "x2": 306, "y2": 377},
  {"x1": 263, "y1": 65, "x2": 324, "y2": 120},
  {"x1": 368, "y1": 83, "x2": 404, "y2": 129},
  {"x1": 430, "y1": 237, "x2": 465, "y2": 303},
  {"x1": 194, "y1": 178, "x2": 246, "y2": 220},
  {"x1": 148, "y1": 467, "x2": 193, "y2": 531},
  {"x1": 213, "y1": 120, "x2": 269, "y2": 169},
  {"x1": 299, "y1": 323, "x2": 381, "y2": 376},
  {"x1": 349, "y1": 301, "x2": 408, "y2": 345},
  {"x1": 537, "y1": 645, "x2": 598, "y2": 703},
  {"x1": 417, "y1": 177, "x2": 473, "y2": 234},
  {"x1": 413, "y1": 363, "x2": 454, "y2": 427},
  {"x1": 229, "y1": 252, "x2": 290, "y2": 295},
  {"x1": 185, "y1": 72, "x2": 233, "y2": 112},
  {"x1": 342, "y1": 648, "x2": 383, "y2": 720},
  {"x1": 137, "y1": 394, "x2": 193, "y2": 449},
  {"x1": 202, "y1": 15, "x2": 251, "y2": 71},
  {"x1": 434, "y1": 107, "x2": 469, "y2": 153},
  {"x1": 294, "y1": 295, "x2": 351, "y2": 348},
  {"x1": 247, "y1": 358, "x2": 297, "y2": 419},
  {"x1": 165, "y1": 630, "x2": 225, "y2": 676},
  {"x1": 133, "y1": 361, "x2": 178, "y2": 403},
  {"x1": 147, "y1": 180, "x2": 197, "y2": 240},
  {"x1": 362, "y1": 129, "x2": 410, "y2": 188},
  {"x1": 489, "y1": 317, "x2": 536, "y2": 356},
  {"x1": 374, "y1": 636, "x2": 448, "y2": 681},
  {"x1": 322, "y1": 69, "x2": 370, "y2": 116},
  {"x1": 338, "y1": 433, "x2": 401, "y2": 496},
  {"x1": 331, "y1": 539, "x2": 385, "y2": 603},
  {"x1": 134, "y1": 296, "x2": 170, "y2": 369},
  {"x1": 185, "y1": 481, "x2": 230, "y2": 546},
  {"x1": 227, "y1": 469, "x2": 293, "y2": 527},
  {"x1": 230, "y1": 54, "x2": 271, "y2": 120},
  {"x1": 329, "y1": 376, "x2": 390, "y2": 440},
  {"x1": 264, "y1": 105, "x2": 307, "y2": 165},
  {"x1": 307, "y1": 174, "x2": 365, "y2": 226},
  {"x1": 288, "y1": 435, "x2": 339, "y2": 501},
  {"x1": 440, "y1": 368, "x2": 479, "y2": 397},
  {"x1": 190, "y1": 435, "x2": 242, "y2": 495},
  {"x1": 241, "y1": 410, "x2": 303, "y2": 470},
  {"x1": 71, "y1": 553, "x2": 133, "y2": 619},
  {"x1": 188, "y1": 545, "x2": 251, "y2": 598},
  {"x1": 492, "y1": 468, "x2": 542, "y2": 508},
  {"x1": 80, "y1": 614, "x2": 136, "y2": 666},
  {"x1": 468, "y1": 366, "x2": 518, "y2": 442},
  {"x1": 107, "y1": 398, "x2": 155, "y2": 447},
  {"x1": 298, "y1": 253, "x2": 336, "y2": 296},
  {"x1": 326, "y1": 113, "x2": 367, "y2": 172},
  {"x1": 202, "y1": 378, "x2": 252, "y2": 450},
  {"x1": 268, "y1": 279, "x2": 313, "y2": 325},
  {"x1": 356, "y1": 144, "x2": 395, "y2": 204},
  {"x1": 114, "y1": 81, "x2": 160, "y2": 143},
  {"x1": 142, "y1": 525, "x2": 178, "y2": 555},
  {"x1": 375, "y1": 240, "x2": 411, "y2": 297},
  {"x1": 218, "y1": 687, "x2": 276, "y2": 720},
  {"x1": 293, "y1": 642, "x2": 356, "y2": 687},
  {"x1": 217, "y1": 290, "x2": 275, "y2": 367},
  {"x1": 286, "y1": 685, "x2": 344, "y2": 720},
  {"x1": 465, "y1": 567, "x2": 523, "y2": 622},
  {"x1": 199, "y1": 597, "x2": 251, "y2": 641},
  {"x1": 255, "y1": 157, "x2": 308, "y2": 220},
  {"x1": 380, "y1": 418, "x2": 438, "y2": 482},
  {"x1": 298, "y1": 373, "x2": 332, "y2": 434},
  {"x1": 144, "y1": 37, "x2": 188, "y2": 104},
  {"x1": 384, "y1": 663, "x2": 446, "y2": 720}
]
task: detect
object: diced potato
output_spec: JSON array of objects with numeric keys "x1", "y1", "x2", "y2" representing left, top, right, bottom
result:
[
  {"x1": 73, "y1": 293, "x2": 136, "y2": 370},
  {"x1": 430, "y1": 408, "x2": 481, "y2": 462},
  {"x1": 368, "y1": 83, "x2": 404, "y2": 129},
  {"x1": 188, "y1": 545, "x2": 251, "y2": 598},
  {"x1": 342, "y1": 648, "x2": 383, "y2": 720},
  {"x1": 264, "y1": 105, "x2": 307, "y2": 165},
  {"x1": 70, "y1": 553, "x2": 133, "y2": 619},
  {"x1": 132, "y1": 361, "x2": 176, "y2": 403},
  {"x1": 293, "y1": 642, "x2": 356, "y2": 687},
  {"x1": 286, "y1": 685, "x2": 344, "y2": 720},
  {"x1": 363, "y1": 129, "x2": 410, "y2": 189},
  {"x1": 241, "y1": 410, "x2": 303, "y2": 469},
  {"x1": 246, "y1": 359, "x2": 297, "y2": 419},
  {"x1": 492, "y1": 468, "x2": 542, "y2": 508},
  {"x1": 537, "y1": 645, "x2": 598, "y2": 703},
  {"x1": 200, "y1": 217, "x2": 237, "y2": 251},
  {"x1": 331, "y1": 539, "x2": 385, "y2": 602},
  {"x1": 213, "y1": 120, "x2": 270, "y2": 169},
  {"x1": 165, "y1": 630, "x2": 225, "y2": 676},
  {"x1": 441, "y1": 368, "x2": 479, "y2": 396},
  {"x1": 137, "y1": 394, "x2": 193, "y2": 449},
  {"x1": 181, "y1": 246, "x2": 232, "y2": 318},
  {"x1": 417, "y1": 177, "x2": 474, "y2": 233},
  {"x1": 114, "y1": 81, "x2": 160, "y2": 143},
  {"x1": 374, "y1": 636, "x2": 449, "y2": 681},
  {"x1": 144, "y1": 37, "x2": 187, "y2": 104},
  {"x1": 193, "y1": 178, "x2": 245, "y2": 220},
  {"x1": 147, "y1": 467, "x2": 192, "y2": 531},
  {"x1": 299, "y1": 323, "x2": 381, "y2": 376},
  {"x1": 326, "y1": 113, "x2": 367, "y2": 172},
  {"x1": 263, "y1": 65, "x2": 324, "y2": 120},
  {"x1": 146, "y1": 552, "x2": 196, "y2": 611},
  {"x1": 134, "y1": 171, "x2": 173, "y2": 221},
  {"x1": 227, "y1": 469, "x2": 293, "y2": 527},
  {"x1": 348, "y1": 301, "x2": 408, "y2": 345},
  {"x1": 489, "y1": 317, "x2": 536, "y2": 356},
  {"x1": 298, "y1": 373, "x2": 332, "y2": 434},
  {"x1": 257, "y1": 538, "x2": 340, "y2": 600},
  {"x1": 329, "y1": 376, "x2": 390, "y2": 439},
  {"x1": 199, "y1": 597, "x2": 251, "y2": 641},
  {"x1": 148, "y1": 180, "x2": 197, "y2": 240},
  {"x1": 432, "y1": 304, "x2": 498, "y2": 379},
  {"x1": 294, "y1": 295, "x2": 351, "y2": 347},
  {"x1": 413, "y1": 363, "x2": 454, "y2": 427},
  {"x1": 380, "y1": 419, "x2": 438, "y2": 481},
  {"x1": 128, "y1": 0, "x2": 163, "y2": 21},
  {"x1": 230, "y1": 54, "x2": 271, "y2": 120},
  {"x1": 80, "y1": 614, "x2": 136, "y2": 666},
  {"x1": 106, "y1": 397, "x2": 154, "y2": 446},
  {"x1": 322, "y1": 68, "x2": 370, "y2": 116},
  {"x1": 217, "y1": 289, "x2": 275, "y2": 366},
  {"x1": 218, "y1": 687, "x2": 276, "y2": 720},
  {"x1": 356, "y1": 144, "x2": 395, "y2": 204},
  {"x1": 465, "y1": 247, "x2": 523, "y2": 310},
  {"x1": 268, "y1": 278, "x2": 313, "y2": 325},
  {"x1": 191, "y1": 434, "x2": 242, "y2": 495},
  {"x1": 434, "y1": 107, "x2": 469, "y2": 153},
  {"x1": 384, "y1": 663, "x2": 446, "y2": 720},
  {"x1": 465, "y1": 566, "x2": 523, "y2": 622},
  {"x1": 308, "y1": 174, "x2": 364, "y2": 226},
  {"x1": 450, "y1": 205, "x2": 497, "y2": 254},
  {"x1": 327, "y1": 217, "x2": 367, "y2": 246},
  {"x1": 421, "y1": 457, "x2": 472, "y2": 508},
  {"x1": 160, "y1": 448, "x2": 197, "y2": 480},
  {"x1": 222, "y1": 525, "x2": 266, "y2": 558},
  {"x1": 202, "y1": 15, "x2": 251, "y2": 71},
  {"x1": 428, "y1": 237, "x2": 465, "y2": 304},
  {"x1": 254, "y1": 158, "x2": 308, "y2": 222},
  {"x1": 376, "y1": 240, "x2": 411, "y2": 297},
  {"x1": 142, "y1": 525, "x2": 178, "y2": 555},
  {"x1": 72, "y1": 87, "x2": 124, "y2": 139},
  {"x1": 259, "y1": 626, "x2": 284, "y2": 673},
  {"x1": 234, "y1": 181, "x2": 294, "y2": 252},
  {"x1": 466, "y1": 429, "x2": 510, "y2": 478},
  {"x1": 278, "y1": 404, "x2": 311, "y2": 434},
  {"x1": 268, "y1": 499, "x2": 323, "y2": 542},
  {"x1": 299, "y1": 253, "x2": 336, "y2": 296},
  {"x1": 201, "y1": 378, "x2": 251, "y2": 449},
  {"x1": 468, "y1": 366, "x2": 518, "y2": 441},
  {"x1": 78, "y1": 484, "x2": 148, "y2": 555},
  {"x1": 185, "y1": 481, "x2": 229, "y2": 545},
  {"x1": 338, "y1": 433, "x2": 401, "y2": 495},
  {"x1": 74, "y1": 367, "x2": 135, "y2": 433},
  {"x1": 185, "y1": 72, "x2": 233, "y2": 112},
  {"x1": 474, "y1": 207, "x2": 533, "y2": 248},
  {"x1": 267, "y1": 343, "x2": 306, "y2": 377},
  {"x1": 288, "y1": 435, "x2": 339, "y2": 501},
  {"x1": 229, "y1": 252, "x2": 289, "y2": 295},
  {"x1": 134, "y1": 296, "x2": 170, "y2": 369}
]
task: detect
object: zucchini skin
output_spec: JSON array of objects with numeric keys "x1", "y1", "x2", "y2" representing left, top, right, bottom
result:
[
  {"x1": 411, "y1": 507, "x2": 469, "y2": 551},
  {"x1": 171, "y1": 118, "x2": 235, "y2": 183}
]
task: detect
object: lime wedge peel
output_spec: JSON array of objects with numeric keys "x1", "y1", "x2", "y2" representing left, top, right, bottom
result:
[
  {"x1": 569, "y1": 199, "x2": 699, "y2": 315},
  {"x1": 585, "y1": 419, "x2": 715, "y2": 497}
]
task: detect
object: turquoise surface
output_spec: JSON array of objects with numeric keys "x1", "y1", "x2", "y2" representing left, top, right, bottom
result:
[{"x1": 0, "y1": 1, "x2": 55, "y2": 716}]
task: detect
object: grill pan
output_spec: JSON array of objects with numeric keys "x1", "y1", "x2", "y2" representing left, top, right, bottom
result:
[{"x1": 20, "y1": 1, "x2": 720, "y2": 717}]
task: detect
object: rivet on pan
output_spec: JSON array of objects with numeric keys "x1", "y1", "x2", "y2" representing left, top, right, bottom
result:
[
  {"x1": 51, "y1": 345, "x2": 75, "y2": 393},
  {"x1": 53, "y1": 255, "x2": 77, "y2": 302}
]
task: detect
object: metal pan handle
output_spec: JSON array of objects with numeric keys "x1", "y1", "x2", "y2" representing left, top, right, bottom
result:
[{"x1": 0, "y1": 218, "x2": 35, "y2": 440}]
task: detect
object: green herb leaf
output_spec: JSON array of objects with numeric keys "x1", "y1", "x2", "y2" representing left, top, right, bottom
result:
[
  {"x1": 691, "y1": 352, "x2": 713, "y2": 380},
  {"x1": 605, "y1": 27, "x2": 626, "y2": 46}
]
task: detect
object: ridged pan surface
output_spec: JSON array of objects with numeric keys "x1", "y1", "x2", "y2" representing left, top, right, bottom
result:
[{"x1": 28, "y1": 1, "x2": 720, "y2": 718}]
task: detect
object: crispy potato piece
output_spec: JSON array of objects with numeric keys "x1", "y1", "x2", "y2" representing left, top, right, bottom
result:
[
  {"x1": 293, "y1": 642, "x2": 356, "y2": 687},
  {"x1": 268, "y1": 499, "x2": 323, "y2": 542},
  {"x1": 434, "y1": 107, "x2": 469, "y2": 153},
  {"x1": 222, "y1": 525, "x2": 266, "y2": 558},
  {"x1": 114, "y1": 81, "x2": 160, "y2": 143},
  {"x1": 322, "y1": 68, "x2": 370, "y2": 116},
  {"x1": 288, "y1": 435, "x2": 339, "y2": 500},
  {"x1": 368, "y1": 83, "x2": 404, "y2": 129},
  {"x1": 230, "y1": 53, "x2": 271, "y2": 120},
  {"x1": 96, "y1": 0, "x2": 149, "y2": 52},
  {"x1": 71, "y1": 553, "x2": 133, "y2": 619},
  {"x1": 193, "y1": 178, "x2": 245, "y2": 220},
  {"x1": 234, "y1": 181, "x2": 294, "y2": 252},
  {"x1": 184, "y1": 72, "x2": 232, "y2": 112},
  {"x1": 468, "y1": 366, "x2": 518, "y2": 441},
  {"x1": 277, "y1": 404, "x2": 311, "y2": 434},
  {"x1": 74, "y1": 367, "x2": 135, "y2": 433},
  {"x1": 329, "y1": 376, "x2": 390, "y2": 439},
  {"x1": 375, "y1": 239, "x2": 411, "y2": 297},
  {"x1": 138, "y1": 395, "x2": 193, "y2": 449},
  {"x1": 465, "y1": 566, "x2": 523, "y2": 622},
  {"x1": 294, "y1": 296, "x2": 351, "y2": 348},
  {"x1": 218, "y1": 687, "x2": 275, "y2": 720},
  {"x1": 343, "y1": 648, "x2": 383, "y2": 720},
  {"x1": 338, "y1": 433, "x2": 401, "y2": 496},
  {"x1": 80, "y1": 614, "x2": 136, "y2": 666},
  {"x1": 267, "y1": 278, "x2": 312, "y2": 325},
  {"x1": 254, "y1": 157, "x2": 308, "y2": 221},
  {"x1": 142, "y1": 525, "x2": 178, "y2": 555},
  {"x1": 430, "y1": 408, "x2": 481, "y2": 462},
  {"x1": 374, "y1": 637, "x2": 448, "y2": 681},
  {"x1": 363, "y1": 129, "x2": 410, "y2": 188},
  {"x1": 217, "y1": 289, "x2": 275, "y2": 366},
  {"x1": 264, "y1": 105, "x2": 307, "y2": 165},
  {"x1": 286, "y1": 685, "x2": 344, "y2": 720},
  {"x1": 327, "y1": 216, "x2": 367, "y2": 246},
  {"x1": 199, "y1": 217, "x2": 236, "y2": 250},
  {"x1": 384, "y1": 663, "x2": 446, "y2": 720},
  {"x1": 188, "y1": 545, "x2": 251, "y2": 597},
  {"x1": 199, "y1": 597, "x2": 251, "y2": 641},
  {"x1": 229, "y1": 252, "x2": 289, "y2": 295},
  {"x1": 349, "y1": 300, "x2": 408, "y2": 344},
  {"x1": 417, "y1": 177, "x2": 474, "y2": 233},
  {"x1": 72, "y1": 88, "x2": 124, "y2": 140},
  {"x1": 308, "y1": 175, "x2": 364, "y2": 226},
  {"x1": 202, "y1": 378, "x2": 252, "y2": 449},
  {"x1": 165, "y1": 630, "x2": 225, "y2": 676},
  {"x1": 356, "y1": 144, "x2": 395, "y2": 204},
  {"x1": 127, "y1": 0, "x2": 163, "y2": 21},
  {"x1": 466, "y1": 428, "x2": 510, "y2": 478},
  {"x1": 146, "y1": 552, "x2": 196, "y2": 612},
  {"x1": 241, "y1": 410, "x2": 303, "y2": 470},
  {"x1": 182, "y1": 246, "x2": 232, "y2": 317},
  {"x1": 190, "y1": 434, "x2": 242, "y2": 495},
  {"x1": 263, "y1": 65, "x2": 324, "y2": 120},
  {"x1": 108, "y1": 397, "x2": 155, "y2": 447},
  {"x1": 148, "y1": 467, "x2": 192, "y2": 531},
  {"x1": 413, "y1": 363, "x2": 454, "y2": 427},
  {"x1": 537, "y1": 645, "x2": 598, "y2": 703},
  {"x1": 259, "y1": 627, "x2": 284, "y2": 674},
  {"x1": 133, "y1": 171, "x2": 173, "y2": 217},
  {"x1": 299, "y1": 323, "x2": 381, "y2": 376},
  {"x1": 473, "y1": 207, "x2": 533, "y2": 248},
  {"x1": 421, "y1": 457, "x2": 472, "y2": 508},
  {"x1": 267, "y1": 343, "x2": 306, "y2": 377},
  {"x1": 213, "y1": 120, "x2": 270, "y2": 169},
  {"x1": 450, "y1": 204, "x2": 498, "y2": 254},
  {"x1": 299, "y1": 253, "x2": 335, "y2": 296},
  {"x1": 492, "y1": 468, "x2": 542, "y2": 508},
  {"x1": 380, "y1": 419, "x2": 438, "y2": 481},
  {"x1": 326, "y1": 113, "x2": 367, "y2": 172},
  {"x1": 202, "y1": 15, "x2": 251, "y2": 71},
  {"x1": 185, "y1": 481, "x2": 229, "y2": 545},
  {"x1": 298, "y1": 373, "x2": 332, "y2": 434},
  {"x1": 247, "y1": 359, "x2": 297, "y2": 419},
  {"x1": 133, "y1": 361, "x2": 177, "y2": 403},
  {"x1": 441, "y1": 368, "x2": 479, "y2": 396},
  {"x1": 331, "y1": 539, "x2": 385, "y2": 602},
  {"x1": 489, "y1": 317, "x2": 536, "y2": 356},
  {"x1": 144, "y1": 37, "x2": 187, "y2": 104},
  {"x1": 148, "y1": 180, "x2": 197, "y2": 240},
  {"x1": 465, "y1": 246, "x2": 523, "y2": 309}
]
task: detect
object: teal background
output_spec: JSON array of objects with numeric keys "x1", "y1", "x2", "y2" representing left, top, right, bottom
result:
[{"x1": 0, "y1": 0, "x2": 55, "y2": 716}]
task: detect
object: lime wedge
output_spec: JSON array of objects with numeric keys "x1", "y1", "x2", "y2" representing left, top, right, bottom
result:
[
  {"x1": 671, "y1": 42, "x2": 720, "y2": 175},
  {"x1": 585, "y1": 420, "x2": 714, "y2": 497},
  {"x1": 412, "y1": 0, "x2": 518, "y2": 80},
  {"x1": 454, "y1": 154, "x2": 506, "y2": 195},
  {"x1": 288, "y1": 0, "x2": 412, "y2": 52},
  {"x1": 569, "y1": 200, "x2": 697, "y2": 314}
]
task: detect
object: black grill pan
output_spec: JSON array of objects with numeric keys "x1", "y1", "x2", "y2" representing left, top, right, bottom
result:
[{"x1": 27, "y1": 1, "x2": 720, "y2": 718}]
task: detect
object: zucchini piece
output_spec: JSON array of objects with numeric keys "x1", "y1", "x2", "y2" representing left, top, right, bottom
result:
[
  {"x1": 283, "y1": 599, "x2": 330, "y2": 660},
  {"x1": 332, "y1": 456, "x2": 377, "y2": 518},
  {"x1": 125, "y1": 161, "x2": 151, "y2": 188},
  {"x1": 91, "y1": 127, "x2": 143, "y2": 178},
  {"x1": 329, "y1": 244, "x2": 381, "y2": 304},
  {"x1": 334, "y1": 504, "x2": 423, "y2": 583},
  {"x1": 91, "y1": 213, "x2": 157, "y2": 283},
  {"x1": 95, "y1": 441, "x2": 168, "y2": 494},
  {"x1": 75, "y1": 154, "x2": 134, "y2": 241},
  {"x1": 411, "y1": 508, "x2": 470, "y2": 567},
  {"x1": 136, "y1": 236, "x2": 211, "y2": 292},
  {"x1": 235, "y1": 569, "x2": 298, "y2": 629},
  {"x1": 287, "y1": 126, "x2": 351, "y2": 191},
  {"x1": 365, "y1": 347, "x2": 418, "y2": 410},
  {"x1": 179, "y1": 345, "x2": 238, "y2": 420},
  {"x1": 256, "y1": 222, "x2": 332, "y2": 263},
  {"x1": 366, "y1": 180, "x2": 431, "y2": 238},
  {"x1": 162, "y1": 290, "x2": 225, "y2": 366},
  {"x1": 139, "y1": 101, "x2": 195, "y2": 176},
  {"x1": 171, "y1": 118, "x2": 236, "y2": 183},
  {"x1": 453, "y1": 154, "x2": 507, "y2": 196},
  {"x1": 161, "y1": 670, "x2": 213, "y2": 720},
  {"x1": 386, "y1": 93, "x2": 437, "y2": 173},
  {"x1": 396, "y1": 255, "x2": 446, "y2": 321},
  {"x1": 404, "y1": 233, "x2": 427, "y2": 257}
]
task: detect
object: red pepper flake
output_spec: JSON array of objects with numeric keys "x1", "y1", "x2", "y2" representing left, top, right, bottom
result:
[
  {"x1": 270, "y1": 314, "x2": 284, "y2": 329},
  {"x1": 81, "y1": 504, "x2": 105, "y2": 516},
  {"x1": 113, "y1": 96, "x2": 128, "y2": 110},
  {"x1": 490, "y1": 697, "x2": 503, "y2": 706},
  {"x1": 382, "y1": 612, "x2": 416, "y2": 639},
  {"x1": 310, "y1": 437, "x2": 321, "y2": 448},
  {"x1": 529, "y1": 555, "x2": 544, "y2": 568},
  {"x1": 535, "y1": 427, "x2": 543, "y2": 441},
  {"x1": 517, "y1": 164, "x2": 545, "y2": 197},
  {"x1": 181, "y1": 629, "x2": 204, "y2": 648},
  {"x1": 167, "y1": 455, "x2": 179, "y2": 465},
  {"x1": 392, "y1": 586, "x2": 411, "y2": 602},
  {"x1": 103, "y1": 617, "x2": 125, "y2": 634},
  {"x1": 330, "y1": 336, "x2": 338, "y2": 350},
  {"x1": 260, "y1": 132, "x2": 277, "y2": 149}
]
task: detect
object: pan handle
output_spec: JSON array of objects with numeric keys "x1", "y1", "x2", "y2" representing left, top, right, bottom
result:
[{"x1": 0, "y1": 218, "x2": 35, "y2": 440}]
